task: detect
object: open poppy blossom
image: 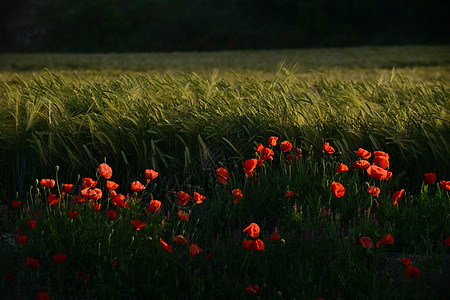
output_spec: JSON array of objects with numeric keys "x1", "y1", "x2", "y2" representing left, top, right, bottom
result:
[
  {"x1": 330, "y1": 181, "x2": 345, "y2": 198},
  {"x1": 40, "y1": 179, "x2": 55, "y2": 188},
  {"x1": 63, "y1": 184, "x2": 73, "y2": 193},
  {"x1": 280, "y1": 140, "x2": 293, "y2": 152},
  {"x1": 373, "y1": 155, "x2": 389, "y2": 169},
  {"x1": 53, "y1": 253, "x2": 67, "y2": 264},
  {"x1": 107, "y1": 210, "x2": 117, "y2": 220},
  {"x1": 242, "y1": 239, "x2": 265, "y2": 251},
  {"x1": 131, "y1": 220, "x2": 145, "y2": 230},
  {"x1": 356, "y1": 148, "x2": 371, "y2": 159},
  {"x1": 12, "y1": 201, "x2": 21, "y2": 210},
  {"x1": 106, "y1": 180, "x2": 119, "y2": 191},
  {"x1": 424, "y1": 173, "x2": 437, "y2": 185},
  {"x1": 284, "y1": 154, "x2": 294, "y2": 165},
  {"x1": 376, "y1": 234, "x2": 394, "y2": 248},
  {"x1": 405, "y1": 266, "x2": 420, "y2": 278},
  {"x1": 367, "y1": 186, "x2": 380, "y2": 197},
  {"x1": 47, "y1": 193, "x2": 59, "y2": 205},
  {"x1": 258, "y1": 147, "x2": 275, "y2": 165},
  {"x1": 98, "y1": 163, "x2": 113, "y2": 179},
  {"x1": 286, "y1": 190, "x2": 294, "y2": 198},
  {"x1": 193, "y1": 192, "x2": 205, "y2": 204},
  {"x1": 177, "y1": 210, "x2": 189, "y2": 222},
  {"x1": 359, "y1": 237, "x2": 374, "y2": 249},
  {"x1": 111, "y1": 193, "x2": 126, "y2": 208},
  {"x1": 145, "y1": 169, "x2": 159, "y2": 182},
  {"x1": 268, "y1": 136, "x2": 278, "y2": 147},
  {"x1": 82, "y1": 188, "x2": 103, "y2": 201},
  {"x1": 216, "y1": 167, "x2": 229, "y2": 185},
  {"x1": 27, "y1": 220, "x2": 37, "y2": 229},
  {"x1": 322, "y1": 142, "x2": 335, "y2": 154},
  {"x1": 92, "y1": 203, "x2": 101, "y2": 211},
  {"x1": 335, "y1": 163, "x2": 349, "y2": 174},
  {"x1": 26, "y1": 257, "x2": 40, "y2": 268},
  {"x1": 18, "y1": 235, "x2": 27, "y2": 245},
  {"x1": 82, "y1": 178, "x2": 97, "y2": 189},
  {"x1": 255, "y1": 143, "x2": 264, "y2": 153},
  {"x1": 36, "y1": 291, "x2": 50, "y2": 300},
  {"x1": 352, "y1": 160, "x2": 371, "y2": 170},
  {"x1": 232, "y1": 189, "x2": 243, "y2": 204},
  {"x1": 269, "y1": 232, "x2": 281, "y2": 240},
  {"x1": 189, "y1": 244, "x2": 203, "y2": 257},
  {"x1": 439, "y1": 180, "x2": 450, "y2": 191},
  {"x1": 401, "y1": 257, "x2": 412, "y2": 267},
  {"x1": 131, "y1": 181, "x2": 145, "y2": 192},
  {"x1": 177, "y1": 191, "x2": 191, "y2": 206},
  {"x1": 67, "y1": 211, "x2": 78, "y2": 220},
  {"x1": 243, "y1": 223, "x2": 260, "y2": 238},
  {"x1": 246, "y1": 284, "x2": 260, "y2": 295},
  {"x1": 392, "y1": 189, "x2": 405, "y2": 206},
  {"x1": 146, "y1": 200, "x2": 161, "y2": 213},
  {"x1": 243, "y1": 159, "x2": 258, "y2": 178},
  {"x1": 174, "y1": 235, "x2": 188, "y2": 245},
  {"x1": 366, "y1": 164, "x2": 392, "y2": 180},
  {"x1": 160, "y1": 238, "x2": 173, "y2": 253}
]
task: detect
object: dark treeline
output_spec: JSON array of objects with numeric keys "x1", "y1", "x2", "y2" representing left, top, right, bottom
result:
[{"x1": 1, "y1": 0, "x2": 449, "y2": 52}]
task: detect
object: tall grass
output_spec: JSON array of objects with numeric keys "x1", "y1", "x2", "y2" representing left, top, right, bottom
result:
[{"x1": 0, "y1": 68, "x2": 448, "y2": 203}]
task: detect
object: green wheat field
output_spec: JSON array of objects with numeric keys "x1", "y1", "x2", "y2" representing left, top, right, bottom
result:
[{"x1": 0, "y1": 46, "x2": 449, "y2": 299}]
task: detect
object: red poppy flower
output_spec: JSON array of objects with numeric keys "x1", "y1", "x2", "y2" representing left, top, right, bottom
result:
[
  {"x1": 131, "y1": 181, "x2": 145, "y2": 192},
  {"x1": 36, "y1": 291, "x2": 50, "y2": 300},
  {"x1": 40, "y1": 179, "x2": 55, "y2": 188},
  {"x1": 174, "y1": 235, "x2": 188, "y2": 245},
  {"x1": 53, "y1": 253, "x2": 67, "y2": 264},
  {"x1": 131, "y1": 220, "x2": 145, "y2": 230},
  {"x1": 243, "y1": 158, "x2": 257, "y2": 173},
  {"x1": 216, "y1": 167, "x2": 229, "y2": 185},
  {"x1": 439, "y1": 180, "x2": 450, "y2": 191},
  {"x1": 111, "y1": 193, "x2": 126, "y2": 208},
  {"x1": 356, "y1": 148, "x2": 371, "y2": 159},
  {"x1": 18, "y1": 235, "x2": 27, "y2": 245},
  {"x1": 424, "y1": 173, "x2": 437, "y2": 185},
  {"x1": 405, "y1": 266, "x2": 420, "y2": 278},
  {"x1": 269, "y1": 232, "x2": 281, "y2": 240},
  {"x1": 146, "y1": 200, "x2": 161, "y2": 213},
  {"x1": 259, "y1": 147, "x2": 274, "y2": 162},
  {"x1": 27, "y1": 220, "x2": 37, "y2": 229},
  {"x1": 359, "y1": 237, "x2": 374, "y2": 249},
  {"x1": 401, "y1": 257, "x2": 412, "y2": 267},
  {"x1": 366, "y1": 164, "x2": 392, "y2": 180},
  {"x1": 295, "y1": 147, "x2": 302, "y2": 159},
  {"x1": 81, "y1": 188, "x2": 103, "y2": 201},
  {"x1": 335, "y1": 163, "x2": 349, "y2": 174},
  {"x1": 322, "y1": 142, "x2": 335, "y2": 154},
  {"x1": 243, "y1": 223, "x2": 260, "y2": 238},
  {"x1": 280, "y1": 140, "x2": 293, "y2": 152},
  {"x1": 108, "y1": 210, "x2": 117, "y2": 220},
  {"x1": 392, "y1": 189, "x2": 405, "y2": 206},
  {"x1": 145, "y1": 169, "x2": 159, "y2": 181},
  {"x1": 284, "y1": 154, "x2": 294, "y2": 165},
  {"x1": 330, "y1": 181, "x2": 345, "y2": 198},
  {"x1": 82, "y1": 178, "x2": 97, "y2": 189},
  {"x1": 193, "y1": 192, "x2": 205, "y2": 204},
  {"x1": 189, "y1": 244, "x2": 203, "y2": 257},
  {"x1": 47, "y1": 193, "x2": 59, "y2": 205},
  {"x1": 177, "y1": 191, "x2": 191, "y2": 206},
  {"x1": 26, "y1": 257, "x2": 40, "y2": 268},
  {"x1": 73, "y1": 196, "x2": 85, "y2": 204},
  {"x1": 376, "y1": 234, "x2": 394, "y2": 248},
  {"x1": 286, "y1": 190, "x2": 294, "y2": 198},
  {"x1": 352, "y1": 160, "x2": 371, "y2": 170},
  {"x1": 67, "y1": 211, "x2": 78, "y2": 220},
  {"x1": 99, "y1": 163, "x2": 113, "y2": 179},
  {"x1": 268, "y1": 136, "x2": 278, "y2": 147},
  {"x1": 367, "y1": 186, "x2": 380, "y2": 198},
  {"x1": 160, "y1": 238, "x2": 173, "y2": 253},
  {"x1": 12, "y1": 201, "x2": 21, "y2": 210},
  {"x1": 106, "y1": 180, "x2": 119, "y2": 191},
  {"x1": 63, "y1": 184, "x2": 73, "y2": 193},
  {"x1": 232, "y1": 189, "x2": 243, "y2": 204},
  {"x1": 254, "y1": 239, "x2": 265, "y2": 250},
  {"x1": 92, "y1": 203, "x2": 101, "y2": 211},
  {"x1": 373, "y1": 155, "x2": 389, "y2": 169},
  {"x1": 373, "y1": 150, "x2": 389, "y2": 159},
  {"x1": 177, "y1": 211, "x2": 189, "y2": 222},
  {"x1": 255, "y1": 143, "x2": 264, "y2": 153},
  {"x1": 444, "y1": 236, "x2": 450, "y2": 247},
  {"x1": 246, "y1": 284, "x2": 260, "y2": 295},
  {"x1": 242, "y1": 239, "x2": 255, "y2": 251}
]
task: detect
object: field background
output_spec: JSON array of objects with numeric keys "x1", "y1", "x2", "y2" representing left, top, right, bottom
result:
[{"x1": 0, "y1": 45, "x2": 449, "y2": 204}]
